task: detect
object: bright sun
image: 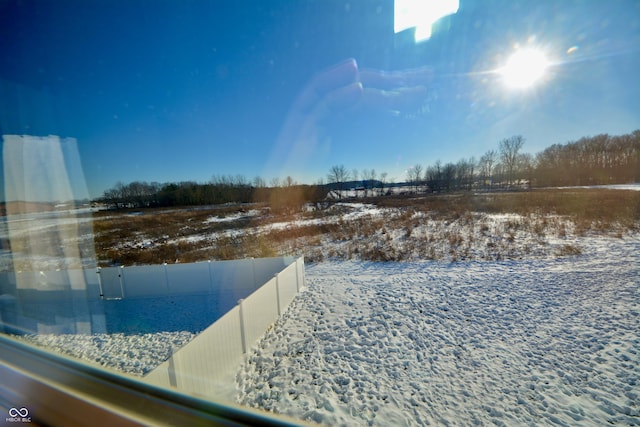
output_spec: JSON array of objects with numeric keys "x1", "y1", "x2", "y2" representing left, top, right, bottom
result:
[{"x1": 499, "y1": 48, "x2": 549, "y2": 89}]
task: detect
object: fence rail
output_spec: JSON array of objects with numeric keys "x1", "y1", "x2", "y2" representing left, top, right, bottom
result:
[
  {"x1": 0, "y1": 256, "x2": 303, "y2": 338},
  {"x1": 1, "y1": 256, "x2": 305, "y2": 401},
  {"x1": 144, "y1": 257, "x2": 305, "y2": 402}
]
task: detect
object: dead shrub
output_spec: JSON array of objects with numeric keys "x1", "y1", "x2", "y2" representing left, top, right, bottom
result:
[
  {"x1": 81, "y1": 188, "x2": 639, "y2": 268},
  {"x1": 555, "y1": 244, "x2": 582, "y2": 256}
]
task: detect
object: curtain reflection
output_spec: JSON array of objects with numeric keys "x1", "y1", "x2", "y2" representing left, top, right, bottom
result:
[{"x1": 1, "y1": 134, "x2": 103, "y2": 335}]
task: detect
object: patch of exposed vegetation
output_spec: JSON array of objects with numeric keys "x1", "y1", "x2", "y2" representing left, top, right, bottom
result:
[
  {"x1": 2, "y1": 189, "x2": 636, "y2": 271},
  {"x1": 90, "y1": 189, "x2": 638, "y2": 267}
]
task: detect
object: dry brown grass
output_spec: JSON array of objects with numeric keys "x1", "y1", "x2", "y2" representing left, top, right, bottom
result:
[
  {"x1": 86, "y1": 188, "x2": 640, "y2": 266},
  {"x1": 380, "y1": 189, "x2": 640, "y2": 234}
]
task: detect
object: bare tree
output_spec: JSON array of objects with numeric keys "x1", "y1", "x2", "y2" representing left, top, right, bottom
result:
[
  {"x1": 479, "y1": 150, "x2": 498, "y2": 190},
  {"x1": 352, "y1": 168, "x2": 359, "y2": 184},
  {"x1": 361, "y1": 168, "x2": 376, "y2": 197},
  {"x1": 455, "y1": 159, "x2": 472, "y2": 191},
  {"x1": 327, "y1": 165, "x2": 350, "y2": 199},
  {"x1": 407, "y1": 164, "x2": 423, "y2": 193},
  {"x1": 352, "y1": 169, "x2": 361, "y2": 197},
  {"x1": 378, "y1": 172, "x2": 388, "y2": 196},
  {"x1": 467, "y1": 156, "x2": 476, "y2": 190},
  {"x1": 442, "y1": 162, "x2": 456, "y2": 192},
  {"x1": 499, "y1": 135, "x2": 525, "y2": 187},
  {"x1": 253, "y1": 176, "x2": 266, "y2": 188},
  {"x1": 415, "y1": 164, "x2": 424, "y2": 192},
  {"x1": 517, "y1": 153, "x2": 535, "y2": 189},
  {"x1": 425, "y1": 161, "x2": 442, "y2": 193}
]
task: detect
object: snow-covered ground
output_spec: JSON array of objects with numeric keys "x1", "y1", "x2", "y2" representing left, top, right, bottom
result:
[
  {"x1": 18, "y1": 331, "x2": 196, "y2": 376},
  {"x1": 237, "y1": 235, "x2": 639, "y2": 426},
  {"x1": 4, "y1": 197, "x2": 639, "y2": 426},
  {"x1": 10, "y1": 233, "x2": 639, "y2": 425},
  {"x1": 556, "y1": 183, "x2": 640, "y2": 192}
]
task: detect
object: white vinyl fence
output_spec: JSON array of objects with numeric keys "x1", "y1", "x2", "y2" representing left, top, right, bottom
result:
[
  {"x1": 144, "y1": 256, "x2": 305, "y2": 402},
  {"x1": 0, "y1": 256, "x2": 303, "y2": 341},
  {"x1": 97, "y1": 256, "x2": 301, "y2": 315}
]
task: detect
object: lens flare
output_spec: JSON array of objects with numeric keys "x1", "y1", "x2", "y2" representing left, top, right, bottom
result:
[{"x1": 499, "y1": 48, "x2": 549, "y2": 89}]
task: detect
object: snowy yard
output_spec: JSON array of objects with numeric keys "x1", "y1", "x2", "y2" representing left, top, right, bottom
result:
[
  {"x1": 237, "y1": 235, "x2": 639, "y2": 426},
  {"x1": 5, "y1": 190, "x2": 639, "y2": 426}
]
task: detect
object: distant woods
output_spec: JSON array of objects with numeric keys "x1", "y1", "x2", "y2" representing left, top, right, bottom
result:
[
  {"x1": 402, "y1": 131, "x2": 639, "y2": 193},
  {"x1": 535, "y1": 132, "x2": 640, "y2": 186},
  {"x1": 100, "y1": 177, "x2": 328, "y2": 212},
  {"x1": 100, "y1": 130, "x2": 639, "y2": 209}
]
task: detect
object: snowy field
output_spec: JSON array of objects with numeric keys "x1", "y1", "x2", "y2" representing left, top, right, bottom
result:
[
  {"x1": 237, "y1": 235, "x2": 639, "y2": 426},
  {"x1": 4, "y1": 189, "x2": 639, "y2": 426},
  {"x1": 10, "y1": 234, "x2": 639, "y2": 425},
  {"x1": 17, "y1": 331, "x2": 196, "y2": 376}
]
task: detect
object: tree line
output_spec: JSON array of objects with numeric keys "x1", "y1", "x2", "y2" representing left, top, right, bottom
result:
[
  {"x1": 396, "y1": 131, "x2": 639, "y2": 193},
  {"x1": 99, "y1": 130, "x2": 639, "y2": 209},
  {"x1": 99, "y1": 175, "x2": 328, "y2": 212},
  {"x1": 322, "y1": 135, "x2": 533, "y2": 196},
  {"x1": 400, "y1": 135, "x2": 532, "y2": 193},
  {"x1": 535, "y1": 131, "x2": 640, "y2": 187}
]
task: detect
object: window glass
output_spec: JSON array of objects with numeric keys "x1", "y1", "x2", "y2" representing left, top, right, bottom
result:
[{"x1": 1, "y1": 1, "x2": 638, "y2": 425}]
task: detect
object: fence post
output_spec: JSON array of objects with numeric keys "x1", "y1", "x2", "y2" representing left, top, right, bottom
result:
[
  {"x1": 275, "y1": 274, "x2": 281, "y2": 316},
  {"x1": 168, "y1": 354, "x2": 178, "y2": 388},
  {"x1": 238, "y1": 299, "x2": 247, "y2": 354},
  {"x1": 163, "y1": 262, "x2": 171, "y2": 294},
  {"x1": 119, "y1": 266, "x2": 125, "y2": 299},
  {"x1": 294, "y1": 259, "x2": 300, "y2": 293},
  {"x1": 96, "y1": 267, "x2": 104, "y2": 299},
  {"x1": 251, "y1": 258, "x2": 257, "y2": 290},
  {"x1": 207, "y1": 260, "x2": 214, "y2": 293}
]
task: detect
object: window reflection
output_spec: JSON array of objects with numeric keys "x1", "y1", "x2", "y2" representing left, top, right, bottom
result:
[{"x1": 0, "y1": 0, "x2": 638, "y2": 425}]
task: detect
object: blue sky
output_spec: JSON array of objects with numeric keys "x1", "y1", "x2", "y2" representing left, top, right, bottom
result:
[{"x1": 1, "y1": 0, "x2": 639, "y2": 200}]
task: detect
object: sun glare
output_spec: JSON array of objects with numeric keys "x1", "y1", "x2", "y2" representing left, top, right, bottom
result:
[{"x1": 499, "y1": 48, "x2": 549, "y2": 89}]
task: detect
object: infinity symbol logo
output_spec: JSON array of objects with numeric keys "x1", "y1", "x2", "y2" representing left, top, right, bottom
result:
[{"x1": 8, "y1": 407, "x2": 29, "y2": 417}]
